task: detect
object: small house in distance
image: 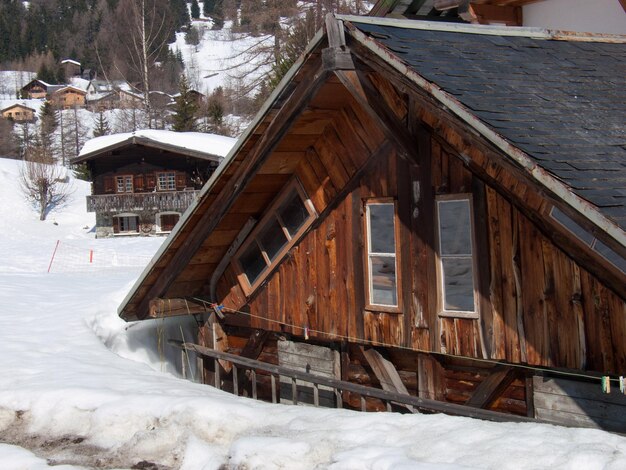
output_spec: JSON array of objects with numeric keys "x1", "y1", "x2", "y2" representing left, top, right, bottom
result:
[
  {"x1": 20, "y1": 79, "x2": 63, "y2": 100},
  {"x1": 1, "y1": 103, "x2": 36, "y2": 123},
  {"x1": 50, "y1": 85, "x2": 87, "y2": 109},
  {"x1": 118, "y1": 16, "x2": 625, "y2": 430},
  {"x1": 61, "y1": 59, "x2": 81, "y2": 78},
  {"x1": 72, "y1": 130, "x2": 236, "y2": 238}
]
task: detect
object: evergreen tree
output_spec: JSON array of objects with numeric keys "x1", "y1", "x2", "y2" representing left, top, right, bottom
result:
[
  {"x1": 171, "y1": 75, "x2": 198, "y2": 132},
  {"x1": 37, "y1": 63, "x2": 57, "y2": 85},
  {"x1": 191, "y1": 0, "x2": 200, "y2": 19},
  {"x1": 40, "y1": 100, "x2": 58, "y2": 135},
  {"x1": 185, "y1": 26, "x2": 200, "y2": 47},
  {"x1": 203, "y1": 0, "x2": 213, "y2": 17},
  {"x1": 92, "y1": 111, "x2": 111, "y2": 137}
]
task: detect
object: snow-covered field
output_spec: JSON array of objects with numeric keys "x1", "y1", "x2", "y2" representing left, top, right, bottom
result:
[{"x1": 1, "y1": 160, "x2": 626, "y2": 470}]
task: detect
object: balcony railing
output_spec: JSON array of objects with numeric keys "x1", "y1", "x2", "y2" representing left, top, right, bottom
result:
[{"x1": 87, "y1": 190, "x2": 201, "y2": 213}]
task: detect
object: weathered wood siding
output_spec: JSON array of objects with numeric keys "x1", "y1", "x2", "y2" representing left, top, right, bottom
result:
[{"x1": 217, "y1": 120, "x2": 625, "y2": 375}]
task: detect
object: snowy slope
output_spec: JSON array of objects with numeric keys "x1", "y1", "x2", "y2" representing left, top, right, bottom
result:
[{"x1": 1, "y1": 162, "x2": 626, "y2": 467}]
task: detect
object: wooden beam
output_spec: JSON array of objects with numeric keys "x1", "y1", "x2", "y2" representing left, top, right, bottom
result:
[
  {"x1": 465, "y1": 365, "x2": 517, "y2": 408},
  {"x1": 334, "y1": 69, "x2": 419, "y2": 166},
  {"x1": 148, "y1": 297, "x2": 212, "y2": 318},
  {"x1": 620, "y1": 0, "x2": 626, "y2": 14},
  {"x1": 170, "y1": 339, "x2": 540, "y2": 424},
  {"x1": 462, "y1": 4, "x2": 523, "y2": 26},
  {"x1": 361, "y1": 347, "x2": 415, "y2": 412},
  {"x1": 135, "y1": 65, "x2": 330, "y2": 320},
  {"x1": 235, "y1": 329, "x2": 271, "y2": 395}
]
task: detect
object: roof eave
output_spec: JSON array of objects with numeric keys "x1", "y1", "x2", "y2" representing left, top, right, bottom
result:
[{"x1": 117, "y1": 28, "x2": 327, "y2": 321}]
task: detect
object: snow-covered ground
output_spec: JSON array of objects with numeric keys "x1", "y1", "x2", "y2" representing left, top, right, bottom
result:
[{"x1": 1, "y1": 156, "x2": 626, "y2": 466}]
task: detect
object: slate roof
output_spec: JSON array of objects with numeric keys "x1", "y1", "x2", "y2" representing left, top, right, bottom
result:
[{"x1": 353, "y1": 21, "x2": 626, "y2": 231}]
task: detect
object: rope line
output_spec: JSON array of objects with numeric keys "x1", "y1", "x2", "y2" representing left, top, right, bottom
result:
[{"x1": 189, "y1": 297, "x2": 624, "y2": 386}]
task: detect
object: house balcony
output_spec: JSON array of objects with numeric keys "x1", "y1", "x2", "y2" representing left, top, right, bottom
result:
[{"x1": 86, "y1": 190, "x2": 201, "y2": 213}]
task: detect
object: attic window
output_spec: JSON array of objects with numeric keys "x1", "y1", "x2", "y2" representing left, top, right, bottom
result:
[
  {"x1": 550, "y1": 207, "x2": 626, "y2": 275},
  {"x1": 235, "y1": 179, "x2": 316, "y2": 295},
  {"x1": 436, "y1": 196, "x2": 478, "y2": 318}
]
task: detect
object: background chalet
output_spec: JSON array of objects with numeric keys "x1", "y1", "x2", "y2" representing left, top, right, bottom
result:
[
  {"x1": 118, "y1": 16, "x2": 626, "y2": 431},
  {"x1": 72, "y1": 130, "x2": 236, "y2": 238}
]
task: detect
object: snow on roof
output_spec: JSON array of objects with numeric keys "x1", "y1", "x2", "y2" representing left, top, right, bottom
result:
[
  {"x1": 54, "y1": 85, "x2": 87, "y2": 95},
  {"x1": 69, "y1": 77, "x2": 90, "y2": 91},
  {"x1": 77, "y1": 130, "x2": 237, "y2": 161},
  {"x1": 1, "y1": 103, "x2": 36, "y2": 112},
  {"x1": 0, "y1": 99, "x2": 44, "y2": 114},
  {"x1": 61, "y1": 59, "x2": 81, "y2": 66}
]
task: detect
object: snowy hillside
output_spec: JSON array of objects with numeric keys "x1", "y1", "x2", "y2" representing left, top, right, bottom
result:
[{"x1": 1, "y1": 157, "x2": 626, "y2": 468}]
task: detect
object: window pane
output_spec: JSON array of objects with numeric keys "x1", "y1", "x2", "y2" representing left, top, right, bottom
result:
[
  {"x1": 278, "y1": 190, "x2": 309, "y2": 237},
  {"x1": 442, "y1": 258, "x2": 475, "y2": 312},
  {"x1": 370, "y1": 255, "x2": 397, "y2": 306},
  {"x1": 368, "y1": 203, "x2": 395, "y2": 254},
  {"x1": 259, "y1": 217, "x2": 288, "y2": 262},
  {"x1": 240, "y1": 242, "x2": 266, "y2": 285},
  {"x1": 438, "y1": 200, "x2": 472, "y2": 256}
]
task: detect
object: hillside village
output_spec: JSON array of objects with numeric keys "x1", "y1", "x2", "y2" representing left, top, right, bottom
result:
[{"x1": 0, "y1": 0, "x2": 625, "y2": 468}]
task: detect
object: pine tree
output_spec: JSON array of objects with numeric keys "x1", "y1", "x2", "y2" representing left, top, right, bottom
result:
[
  {"x1": 93, "y1": 111, "x2": 111, "y2": 137},
  {"x1": 40, "y1": 100, "x2": 58, "y2": 135},
  {"x1": 203, "y1": 0, "x2": 213, "y2": 17},
  {"x1": 171, "y1": 75, "x2": 198, "y2": 132},
  {"x1": 191, "y1": 0, "x2": 200, "y2": 19}
]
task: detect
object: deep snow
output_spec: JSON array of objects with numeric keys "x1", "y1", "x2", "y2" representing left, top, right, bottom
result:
[{"x1": 1, "y1": 157, "x2": 626, "y2": 469}]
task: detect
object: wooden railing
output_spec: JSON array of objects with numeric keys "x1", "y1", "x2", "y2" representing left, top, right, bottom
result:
[
  {"x1": 168, "y1": 339, "x2": 539, "y2": 424},
  {"x1": 87, "y1": 190, "x2": 201, "y2": 212}
]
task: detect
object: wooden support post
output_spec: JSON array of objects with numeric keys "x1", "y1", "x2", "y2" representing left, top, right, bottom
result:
[
  {"x1": 233, "y1": 364, "x2": 239, "y2": 396},
  {"x1": 251, "y1": 370, "x2": 257, "y2": 400},
  {"x1": 361, "y1": 347, "x2": 415, "y2": 412},
  {"x1": 292, "y1": 378, "x2": 298, "y2": 405},
  {"x1": 313, "y1": 383, "x2": 320, "y2": 407},
  {"x1": 337, "y1": 389, "x2": 343, "y2": 408},
  {"x1": 361, "y1": 396, "x2": 366, "y2": 412},
  {"x1": 271, "y1": 375, "x2": 277, "y2": 403},
  {"x1": 214, "y1": 358, "x2": 221, "y2": 390},
  {"x1": 466, "y1": 365, "x2": 517, "y2": 409}
]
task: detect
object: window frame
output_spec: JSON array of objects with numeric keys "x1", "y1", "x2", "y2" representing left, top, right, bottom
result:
[
  {"x1": 115, "y1": 174, "x2": 133, "y2": 193},
  {"x1": 156, "y1": 211, "x2": 180, "y2": 233},
  {"x1": 156, "y1": 171, "x2": 177, "y2": 191},
  {"x1": 234, "y1": 178, "x2": 317, "y2": 296},
  {"x1": 435, "y1": 194, "x2": 479, "y2": 319},
  {"x1": 363, "y1": 198, "x2": 402, "y2": 314},
  {"x1": 113, "y1": 213, "x2": 140, "y2": 234}
]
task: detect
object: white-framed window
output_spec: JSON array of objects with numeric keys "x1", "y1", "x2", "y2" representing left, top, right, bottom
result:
[
  {"x1": 235, "y1": 179, "x2": 316, "y2": 295},
  {"x1": 364, "y1": 199, "x2": 400, "y2": 311},
  {"x1": 116, "y1": 175, "x2": 133, "y2": 193},
  {"x1": 157, "y1": 172, "x2": 176, "y2": 191},
  {"x1": 436, "y1": 196, "x2": 477, "y2": 317}
]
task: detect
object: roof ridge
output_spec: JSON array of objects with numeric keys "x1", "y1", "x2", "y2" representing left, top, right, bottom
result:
[{"x1": 337, "y1": 14, "x2": 626, "y2": 43}]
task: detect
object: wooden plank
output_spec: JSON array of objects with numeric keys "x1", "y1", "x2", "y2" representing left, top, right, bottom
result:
[
  {"x1": 465, "y1": 366, "x2": 517, "y2": 409},
  {"x1": 361, "y1": 347, "x2": 415, "y2": 412},
  {"x1": 148, "y1": 297, "x2": 212, "y2": 318}
]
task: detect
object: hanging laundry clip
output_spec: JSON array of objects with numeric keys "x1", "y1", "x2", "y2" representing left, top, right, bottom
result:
[
  {"x1": 304, "y1": 326, "x2": 310, "y2": 340},
  {"x1": 601, "y1": 376, "x2": 611, "y2": 394},
  {"x1": 620, "y1": 376, "x2": 625, "y2": 394}
]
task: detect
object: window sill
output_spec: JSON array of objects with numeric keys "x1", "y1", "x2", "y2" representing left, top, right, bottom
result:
[
  {"x1": 364, "y1": 305, "x2": 402, "y2": 314},
  {"x1": 438, "y1": 311, "x2": 479, "y2": 320}
]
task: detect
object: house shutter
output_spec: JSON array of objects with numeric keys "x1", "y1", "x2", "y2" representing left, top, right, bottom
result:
[
  {"x1": 134, "y1": 174, "x2": 145, "y2": 192},
  {"x1": 175, "y1": 172, "x2": 186, "y2": 190},
  {"x1": 146, "y1": 173, "x2": 156, "y2": 190},
  {"x1": 104, "y1": 175, "x2": 114, "y2": 193}
]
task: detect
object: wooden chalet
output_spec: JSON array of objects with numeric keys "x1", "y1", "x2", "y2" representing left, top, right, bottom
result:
[
  {"x1": 50, "y1": 85, "x2": 87, "y2": 109},
  {"x1": 72, "y1": 130, "x2": 236, "y2": 238},
  {"x1": 20, "y1": 79, "x2": 63, "y2": 100},
  {"x1": 1, "y1": 104, "x2": 36, "y2": 123},
  {"x1": 118, "y1": 16, "x2": 626, "y2": 430},
  {"x1": 61, "y1": 59, "x2": 81, "y2": 77}
]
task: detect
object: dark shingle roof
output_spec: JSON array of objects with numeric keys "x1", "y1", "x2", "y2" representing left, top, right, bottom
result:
[{"x1": 353, "y1": 22, "x2": 626, "y2": 231}]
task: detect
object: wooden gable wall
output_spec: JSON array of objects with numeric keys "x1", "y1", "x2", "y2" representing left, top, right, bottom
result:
[{"x1": 214, "y1": 69, "x2": 625, "y2": 376}]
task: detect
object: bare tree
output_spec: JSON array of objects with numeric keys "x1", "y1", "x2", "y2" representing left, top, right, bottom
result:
[{"x1": 20, "y1": 145, "x2": 72, "y2": 221}]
